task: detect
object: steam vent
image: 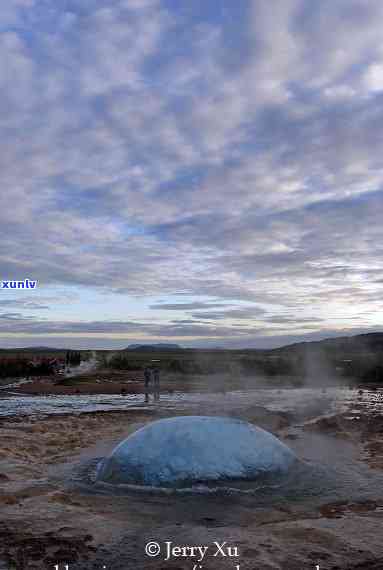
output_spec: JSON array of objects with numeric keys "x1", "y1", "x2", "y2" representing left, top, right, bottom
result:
[{"x1": 96, "y1": 416, "x2": 296, "y2": 487}]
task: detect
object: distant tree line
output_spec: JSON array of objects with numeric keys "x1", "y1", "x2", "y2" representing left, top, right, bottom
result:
[
  {"x1": 0, "y1": 358, "x2": 59, "y2": 378},
  {"x1": 99, "y1": 353, "x2": 297, "y2": 377},
  {"x1": 0, "y1": 350, "x2": 83, "y2": 378}
]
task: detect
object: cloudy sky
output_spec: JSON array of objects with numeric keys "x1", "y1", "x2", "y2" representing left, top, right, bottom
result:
[{"x1": 1, "y1": 0, "x2": 383, "y2": 349}]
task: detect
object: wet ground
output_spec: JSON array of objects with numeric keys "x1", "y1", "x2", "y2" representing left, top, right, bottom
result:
[
  {"x1": 0, "y1": 379, "x2": 383, "y2": 569},
  {"x1": 0, "y1": 384, "x2": 376, "y2": 417}
]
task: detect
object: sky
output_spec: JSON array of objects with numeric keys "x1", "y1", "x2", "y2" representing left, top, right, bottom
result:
[{"x1": 1, "y1": 0, "x2": 383, "y2": 349}]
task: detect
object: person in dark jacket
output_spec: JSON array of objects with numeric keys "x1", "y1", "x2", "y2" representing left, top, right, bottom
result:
[
  {"x1": 153, "y1": 367, "x2": 160, "y2": 386},
  {"x1": 144, "y1": 366, "x2": 152, "y2": 388},
  {"x1": 153, "y1": 367, "x2": 160, "y2": 401},
  {"x1": 144, "y1": 366, "x2": 152, "y2": 402}
]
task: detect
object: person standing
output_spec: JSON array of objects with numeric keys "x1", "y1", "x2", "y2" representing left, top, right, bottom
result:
[
  {"x1": 144, "y1": 366, "x2": 152, "y2": 388},
  {"x1": 144, "y1": 366, "x2": 152, "y2": 402},
  {"x1": 153, "y1": 367, "x2": 160, "y2": 387},
  {"x1": 153, "y1": 366, "x2": 160, "y2": 401}
]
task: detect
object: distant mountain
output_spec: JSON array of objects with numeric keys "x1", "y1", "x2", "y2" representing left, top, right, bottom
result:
[
  {"x1": 126, "y1": 343, "x2": 182, "y2": 351},
  {"x1": 272, "y1": 332, "x2": 383, "y2": 355}
]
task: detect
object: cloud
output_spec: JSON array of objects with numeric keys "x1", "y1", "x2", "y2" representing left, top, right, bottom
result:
[
  {"x1": 0, "y1": 312, "x2": 256, "y2": 340},
  {"x1": 190, "y1": 306, "x2": 266, "y2": 321},
  {"x1": 0, "y1": 297, "x2": 51, "y2": 310},
  {"x1": 1, "y1": 1, "x2": 383, "y2": 346},
  {"x1": 150, "y1": 302, "x2": 229, "y2": 311}
]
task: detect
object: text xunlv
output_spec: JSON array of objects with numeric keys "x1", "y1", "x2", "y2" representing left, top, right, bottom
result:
[{"x1": 1, "y1": 279, "x2": 38, "y2": 290}]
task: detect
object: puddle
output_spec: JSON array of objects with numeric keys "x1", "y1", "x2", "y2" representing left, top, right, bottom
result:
[
  {"x1": 69, "y1": 427, "x2": 383, "y2": 513},
  {"x1": 0, "y1": 387, "x2": 372, "y2": 418},
  {"x1": 3, "y1": 385, "x2": 383, "y2": 510}
]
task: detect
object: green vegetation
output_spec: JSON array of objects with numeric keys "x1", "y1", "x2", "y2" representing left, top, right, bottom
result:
[
  {"x1": 0, "y1": 358, "x2": 55, "y2": 378},
  {"x1": 0, "y1": 349, "x2": 92, "y2": 379},
  {"x1": 96, "y1": 333, "x2": 383, "y2": 385},
  {"x1": 1, "y1": 333, "x2": 382, "y2": 383}
]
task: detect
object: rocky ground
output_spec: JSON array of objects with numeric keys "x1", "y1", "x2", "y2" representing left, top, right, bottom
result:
[{"x1": 0, "y1": 379, "x2": 382, "y2": 570}]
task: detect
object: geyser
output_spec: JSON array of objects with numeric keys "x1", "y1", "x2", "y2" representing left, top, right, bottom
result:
[{"x1": 96, "y1": 416, "x2": 296, "y2": 487}]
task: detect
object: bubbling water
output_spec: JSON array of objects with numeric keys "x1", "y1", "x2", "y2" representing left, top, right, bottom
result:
[{"x1": 96, "y1": 416, "x2": 297, "y2": 488}]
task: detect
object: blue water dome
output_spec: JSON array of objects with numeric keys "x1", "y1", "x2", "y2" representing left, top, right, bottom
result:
[{"x1": 96, "y1": 416, "x2": 296, "y2": 487}]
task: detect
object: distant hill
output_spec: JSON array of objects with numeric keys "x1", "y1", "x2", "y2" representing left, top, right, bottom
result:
[
  {"x1": 126, "y1": 343, "x2": 182, "y2": 351},
  {"x1": 265, "y1": 332, "x2": 383, "y2": 383},
  {"x1": 2, "y1": 333, "x2": 383, "y2": 382},
  {"x1": 272, "y1": 332, "x2": 383, "y2": 355}
]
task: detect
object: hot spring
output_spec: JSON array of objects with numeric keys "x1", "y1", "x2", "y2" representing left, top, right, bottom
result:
[{"x1": 95, "y1": 416, "x2": 297, "y2": 488}]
